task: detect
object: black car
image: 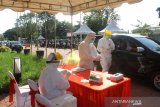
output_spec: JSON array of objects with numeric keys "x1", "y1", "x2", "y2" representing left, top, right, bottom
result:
[
  {"x1": 8, "y1": 41, "x2": 23, "y2": 53},
  {"x1": 109, "y1": 34, "x2": 160, "y2": 90}
]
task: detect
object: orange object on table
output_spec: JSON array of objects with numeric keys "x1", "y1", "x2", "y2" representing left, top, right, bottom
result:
[{"x1": 59, "y1": 65, "x2": 131, "y2": 107}]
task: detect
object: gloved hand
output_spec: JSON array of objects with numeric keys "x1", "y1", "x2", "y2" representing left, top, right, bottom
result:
[
  {"x1": 65, "y1": 70, "x2": 72, "y2": 80},
  {"x1": 95, "y1": 55, "x2": 101, "y2": 61},
  {"x1": 61, "y1": 70, "x2": 67, "y2": 75},
  {"x1": 61, "y1": 70, "x2": 72, "y2": 80}
]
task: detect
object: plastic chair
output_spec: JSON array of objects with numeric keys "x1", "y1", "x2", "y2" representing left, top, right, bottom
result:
[
  {"x1": 27, "y1": 79, "x2": 40, "y2": 107},
  {"x1": 35, "y1": 94, "x2": 77, "y2": 107},
  {"x1": 8, "y1": 71, "x2": 31, "y2": 107}
]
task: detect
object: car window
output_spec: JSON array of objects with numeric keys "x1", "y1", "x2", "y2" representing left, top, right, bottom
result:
[
  {"x1": 112, "y1": 37, "x2": 127, "y2": 50},
  {"x1": 126, "y1": 39, "x2": 138, "y2": 51},
  {"x1": 135, "y1": 37, "x2": 160, "y2": 53}
]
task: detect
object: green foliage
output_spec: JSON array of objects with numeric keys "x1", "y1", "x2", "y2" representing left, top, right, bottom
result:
[
  {"x1": 56, "y1": 21, "x2": 73, "y2": 39},
  {"x1": 3, "y1": 8, "x2": 119, "y2": 40},
  {"x1": 0, "y1": 52, "x2": 46, "y2": 93},
  {"x1": 3, "y1": 28, "x2": 17, "y2": 40},
  {"x1": 0, "y1": 46, "x2": 11, "y2": 52},
  {"x1": 83, "y1": 7, "x2": 120, "y2": 33},
  {"x1": 156, "y1": 7, "x2": 160, "y2": 18},
  {"x1": 3, "y1": 12, "x2": 73, "y2": 40},
  {"x1": 0, "y1": 34, "x2": 4, "y2": 40},
  {"x1": 132, "y1": 20, "x2": 151, "y2": 36}
]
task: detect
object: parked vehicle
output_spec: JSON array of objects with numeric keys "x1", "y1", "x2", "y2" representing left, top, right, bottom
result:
[
  {"x1": 0, "y1": 41, "x2": 8, "y2": 46},
  {"x1": 109, "y1": 34, "x2": 160, "y2": 90},
  {"x1": 8, "y1": 41, "x2": 23, "y2": 53}
]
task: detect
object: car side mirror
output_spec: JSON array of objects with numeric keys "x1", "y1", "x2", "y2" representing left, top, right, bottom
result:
[{"x1": 137, "y1": 47, "x2": 145, "y2": 53}]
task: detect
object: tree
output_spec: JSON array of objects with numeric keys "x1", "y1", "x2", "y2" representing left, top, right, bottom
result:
[
  {"x1": 83, "y1": 7, "x2": 120, "y2": 33},
  {"x1": 0, "y1": 34, "x2": 4, "y2": 41},
  {"x1": 156, "y1": 7, "x2": 160, "y2": 18},
  {"x1": 3, "y1": 12, "x2": 73, "y2": 41},
  {"x1": 38, "y1": 12, "x2": 56, "y2": 40},
  {"x1": 56, "y1": 21, "x2": 73, "y2": 39},
  {"x1": 156, "y1": 7, "x2": 160, "y2": 25},
  {"x1": 132, "y1": 20, "x2": 151, "y2": 36},
  {"x1": 3, "y1": 28, "x2": 17, "y2": 40}
]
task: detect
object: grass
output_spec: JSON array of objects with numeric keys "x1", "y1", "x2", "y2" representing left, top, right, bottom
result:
[{"x1": 0, "y1": 52, "x2": 46, "y2": 94}]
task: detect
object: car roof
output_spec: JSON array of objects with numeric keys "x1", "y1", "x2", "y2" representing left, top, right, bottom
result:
[{"x1": 112, "y1": 33, "x2": 147, "y2": 38}]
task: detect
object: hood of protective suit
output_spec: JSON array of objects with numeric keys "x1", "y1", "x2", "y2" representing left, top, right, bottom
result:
[
  {"x1": 103, "y1": 30, "x2": 112, "y2": 39},
  {"x1": 84, "y1": 33, "x2": 96, "y2": 43},
  {"x1": 46, "y1": 53, "x2": 58, "y2": 63}
]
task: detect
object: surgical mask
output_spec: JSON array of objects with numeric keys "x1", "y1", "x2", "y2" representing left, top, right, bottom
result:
[
  {"x1": 90, "y1": 40, "x2": 94, "y2": 43},
  {"x1": 105, "y1": 36, "x2": 110, "y2": 39},
  {"x1": 90, "y1": 38, "x2": 95, "y2": 43}
]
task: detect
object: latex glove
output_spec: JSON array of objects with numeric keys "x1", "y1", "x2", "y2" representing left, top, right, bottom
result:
[
  {"x1": 65, "y1": 71, "x2": 72, "y2": 80},
  {"x1": 95, "y1": 55, "x2": 101, "y2": 61},
  {"x1": 61, "y1": 70, "x2": 67, "y2": 75}
]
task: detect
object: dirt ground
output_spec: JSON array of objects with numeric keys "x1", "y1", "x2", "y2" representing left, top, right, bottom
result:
[{"x1": 0, "y1": 46, "x2": 160, "y2": 107}]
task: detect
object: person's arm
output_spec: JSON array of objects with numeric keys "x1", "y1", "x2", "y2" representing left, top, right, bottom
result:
[
  {"x1": 110, "y1": 39, "x2": 115, "y2": 50},
  {"x1": 97, "y1": 39, "x2": 103, "y2": 53},
  {"x1": 79, "y1": 43, "x2": 96, "y2": 61},
  {"x1": 55, "y1": 73, "x2": 70, "y2": 90},
  {"x1": 91, "y1": 44, "x2": 101, "y2": 61}
]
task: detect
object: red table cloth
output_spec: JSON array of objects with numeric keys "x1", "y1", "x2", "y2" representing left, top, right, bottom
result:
[{"x1": 59, "y1": 65, "x2": 131, "y2": 107}]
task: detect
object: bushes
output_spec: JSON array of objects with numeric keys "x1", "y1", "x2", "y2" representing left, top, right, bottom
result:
[
  {"x1": 0, "y1": 46, "x2": 11, "y2": 52},
  {"x1": 0, "y1": 52, "x2": 46, "y2": 94}
]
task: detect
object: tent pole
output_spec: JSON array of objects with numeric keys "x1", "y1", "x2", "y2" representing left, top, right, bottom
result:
[
  {"x1": 71, "y1": 13, "x2": 73, "y2": 53},
  {"x1": 80, "y1": 12, "x2": 82, "y2": 42},
  {"x1": 29, "y1": 12, "x2": 32, "y2": 54},
  {"x1": 45, "y1": 12, "x2": 48, "y2": 58},
  {"x1": 54, "y1": 16, "x2": 57, "y2": 53},
  {"x1": 16, "y1": 12, "x2": 19, "y2": 40},
  {"x1": 36, "y1": 13, "x2": 39, "y2": 51}
]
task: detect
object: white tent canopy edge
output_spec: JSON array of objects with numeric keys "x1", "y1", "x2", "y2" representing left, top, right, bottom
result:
[{"x1": 0, "y1": 0, "x2": 142, "y2": 15}]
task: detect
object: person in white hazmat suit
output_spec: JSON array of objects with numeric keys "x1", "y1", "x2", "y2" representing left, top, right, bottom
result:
[
  {"x1": 38, "y1": 53, "x2": 70, "y2": 100},
  {"x1": 78, "y1": 33, "x2": 100, "y2": 69},
  {"x1": 97, "y1": 30, "x2": 115, "y2": 72}
]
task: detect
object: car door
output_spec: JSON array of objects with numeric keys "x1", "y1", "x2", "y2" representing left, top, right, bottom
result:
[
  {"x1": 112, "y1": 36, "x2": 143, "y2": 75},
  {"x1": 111, "y1": 36, "x2": 128, "y2": 73},
  {"x1": 124, "y1": 37, "x2": 142, "y2": 75}
]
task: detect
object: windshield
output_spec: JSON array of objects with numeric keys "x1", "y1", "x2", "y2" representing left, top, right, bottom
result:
[{"x1": 135, "y1": 37, "x2": 160, "y2": 53}]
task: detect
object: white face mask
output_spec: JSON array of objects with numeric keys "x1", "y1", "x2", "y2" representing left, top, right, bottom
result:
[
  {"x1": 90, "y1": 38, "x2": 95, "y2": 43},
  {"x1": 91, "y1": 40, "x2": 94, "y2": 43},
  {"x1": 105, "y1": 36, "x2": 110, "y2": 39}
]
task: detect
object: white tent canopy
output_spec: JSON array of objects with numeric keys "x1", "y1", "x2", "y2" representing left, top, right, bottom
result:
[
  {"x1": 0, "y1": 0, "x2": 142, "y2": 14},
  {"x1": 74, "y1": 24, "x2": 95, "y2": 42},
  {"x1": 37, "y1": 35, "x2": 45, "y2": 40},
  {"x1": 99, "y1": 20, "x2": 128, "y2": 34},
  {"x1": 74, "y1": 24, "x2": 95, "y2": 35}
]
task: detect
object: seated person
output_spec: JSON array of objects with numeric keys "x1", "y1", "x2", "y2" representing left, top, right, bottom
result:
[
  {"x1": 78, "y1": 33, "x2": 100, "y2": 69},
  {"x1": 126, "y1": 41, "x2": 137, "y2": 52},
  {"x1": 38, "y1": 53, "x2": 70, "y2": 100}
]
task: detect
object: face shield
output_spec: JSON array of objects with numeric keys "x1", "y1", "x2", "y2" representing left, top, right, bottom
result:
[
  {"x1": 104, "y1": 30, "x2": 112, "y2": 39},
  {"x1": 46, "y1": 53, "x2": 59, "y2": 63},
  {"x1": 85, "y1": 33, "x2": 96, "y2": 43},
  {"x1": 90, "y1": 36, "x2": 96, "y2": 43}
]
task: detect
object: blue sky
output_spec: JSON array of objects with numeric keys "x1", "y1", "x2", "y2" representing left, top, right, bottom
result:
[{"x1": 0, "y1": 0, "x2": 159, "y2": 34}]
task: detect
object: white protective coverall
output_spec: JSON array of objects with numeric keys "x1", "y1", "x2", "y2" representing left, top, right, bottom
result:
[
  {"x1": 97, "y1": 36, "x2": 115, "y2": 72},
  {"x1": 38, "y1": 62, "x2": 70, "y2": 100},
  {"x1": 78, "y1": 33, "x2": 100, "y2": 69}
]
